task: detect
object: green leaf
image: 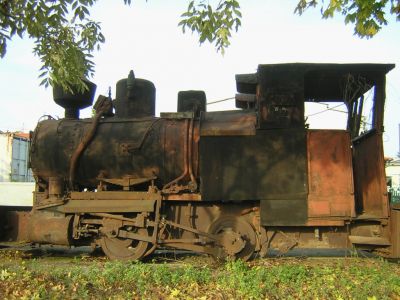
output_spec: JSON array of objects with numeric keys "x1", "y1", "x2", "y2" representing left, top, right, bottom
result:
[
  {"x1": 178, "y1": 0, "x2": 243, "y2": 54},
  {"x1": 72, "y1": 1, "x2": 78, "y2": 10}
]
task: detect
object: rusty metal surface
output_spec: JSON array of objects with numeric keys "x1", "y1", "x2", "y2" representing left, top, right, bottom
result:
[
  {"x1": 24, "y1": 63, "x2": 397, "y2": 260},
  {"x1": 0, "y1": 210, "x2": 30, "y2": 242},
  {"x1": 70, "y1": 191, "x2": 161, "y2": 201},
  {"x1": 259, "y1": 63, "x2": 394, "y2": 100},
  {"x1": 236, "y1": 64, "x2": 395, "y2": 99},
  {"x1": 69, "y1": 95, "x2": 113, "y2": 189},
  {"x1": 101, "y1": 228, "x2": 150, "y2": 260},
  {"x1": 353, "y1": 131, "x2": 388, "y2": 217},
  {"x1": 48, "y1": 177, "x2": 63, "y2": 196},
  {"x1": 53, "y1": 79, "x2": 96, "y2": 119},
  {"x1": 266, "y1": 227, "x2": 349, "y2": 250},
  {"x1": 261, "y1": 199, "x2": 307, "y2": 226},
  {"x1": 158, "y1": 207, "x2": 340, "y2": 259},
  {"x1": 114, "y1": 73, "x2": 156, "y2": 119},
  {"x1": 348, "y1": 235, "x2": 390, "y2": 246},
  {"x1": 235, "y1": 73, "x2": 258, "y2": 94},
  {"x1": 57, "y1": 199, "x2": 156, "y2": 213},
  {"x1": 389, "y1": 208, "x2": 400, "y2": 258},
  {"x1": 31, "y1": 117, "x2": 197, "y2": 190},
  {"x1": 307, "y1": 130, "x2": 355, "y2": 218},
  {"x1": 200, "y1": 128, "x2": 307, "y2": 203},
  {"x1": 98, "y1": 176, "x2": 156, "y2": 191},
  {"x1": 163, "y1": 193, "x2": 202, "y2": 201},
  {"x1": 160, "y1": 112, "x2": 194, "y2": 119},
  {"x1": 200, "y1": 110, "x2": 256, "y2": 136},
  {"x1": 235, "y1": 93, "x2": 256, "y2": 109},
  {"x1": 177, "y1": 90, "x2": 206, "y2": 117},
  {"x1": 207, "y1": 215, "x2": 256, "y2": 260},
  {"x1": 160, "y1": 202, "x2": 260, "y2": 260},
  {"x1": 372, "y1": 75, "x2": 386, "y2": 133},
  {"x1": 257, "y1": 64, "x2": 305, "y2": 129},
  {"x1": 162, "y1": 118, "x2": 199, "y2": 193},
  {"x1": 306, "y1": 219, "x2": 345, "y2": 226},
  {"x1": 28, "y1": 212, "x2": 72, "y2": 245},
  {"x1": 161, "y1": 202, "x2": 259, "y2": 240}
]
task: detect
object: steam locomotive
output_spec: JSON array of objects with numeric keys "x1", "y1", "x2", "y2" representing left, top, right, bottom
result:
[{"x1": 24, "y1": 63, "x2": 400, "y2": 260}]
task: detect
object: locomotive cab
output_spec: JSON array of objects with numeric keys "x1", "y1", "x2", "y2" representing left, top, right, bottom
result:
[{"x1": 234, "y1": 64, "x2": 398, "y2": 257}]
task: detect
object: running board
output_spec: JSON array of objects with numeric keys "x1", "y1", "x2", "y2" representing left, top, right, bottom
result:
[{"x1": 349, "y1": 235, "x2": 391, "y2": 246}]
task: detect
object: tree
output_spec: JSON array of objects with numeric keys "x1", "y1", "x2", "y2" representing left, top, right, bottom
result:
[
  {"x1": 1, "y1": 0, "x2": 399, "y2": 93},
  {"x1": 294, "y1": 0, "x2": 400, "y2": 37},
  {"x1": 180, "y1": 0, "x2": 400, "y2": 53},
  {"x1": 0, "y1": 0, "x2": 111, "y2": 92}
]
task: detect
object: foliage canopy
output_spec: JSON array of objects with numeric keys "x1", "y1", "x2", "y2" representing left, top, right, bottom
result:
[{"x1": 0, "y1": 0, "x2": 398, "y2": 92}]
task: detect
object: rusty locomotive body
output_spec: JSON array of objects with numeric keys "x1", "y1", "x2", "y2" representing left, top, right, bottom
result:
[{"x1": 25, "y1": 63, "x2": 400, "y2": 260}]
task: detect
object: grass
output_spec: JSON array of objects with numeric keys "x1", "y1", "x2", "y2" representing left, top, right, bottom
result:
[{"x1": 0, "y1": 250, "x2": 399, "y2": 299}]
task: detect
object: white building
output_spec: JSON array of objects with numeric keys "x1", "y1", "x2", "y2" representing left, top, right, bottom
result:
[
  {"x1": 0, "y1": 131, "x2": 34, "y2": 182},
  {"x1": 387, "y1": 159, "x2": 400, "y2": 189},
  {"x1": 386, "y1": 158, "x2": 400, "y2": 204}
]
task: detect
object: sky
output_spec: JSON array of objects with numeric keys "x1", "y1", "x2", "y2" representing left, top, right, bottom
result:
[{"x1": 0, "y1": 0, "x2": 399, "y2": 156}]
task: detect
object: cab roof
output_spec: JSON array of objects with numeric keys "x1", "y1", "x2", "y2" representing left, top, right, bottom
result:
[{"x1": 236, "y1": 63, "x2": 395, "y2": 102}]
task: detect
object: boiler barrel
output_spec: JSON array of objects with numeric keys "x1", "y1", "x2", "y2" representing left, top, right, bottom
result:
[{"x1": 30, "y1": 117, "x2": 195, "y2": 188}]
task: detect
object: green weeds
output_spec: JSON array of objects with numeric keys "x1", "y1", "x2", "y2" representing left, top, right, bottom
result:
[{"x1": 0, "y1": 252, "x2": 399, "y2": 299}]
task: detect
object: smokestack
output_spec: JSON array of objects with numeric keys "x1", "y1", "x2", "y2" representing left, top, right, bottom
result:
[{"x1": 53, "y1": 80, "x2": 97, "y2": 119}]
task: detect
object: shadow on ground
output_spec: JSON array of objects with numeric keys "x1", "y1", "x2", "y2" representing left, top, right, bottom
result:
[{"x1": 1, "y1": 241, "x2": 393, "y2": 263}]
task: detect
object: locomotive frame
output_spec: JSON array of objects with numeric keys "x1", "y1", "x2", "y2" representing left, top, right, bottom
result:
[{"x1": 10, "y1": 63, "x2": 400, "y2": 260}]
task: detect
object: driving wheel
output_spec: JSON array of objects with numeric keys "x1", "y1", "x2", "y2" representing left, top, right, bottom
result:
[
  {"x1": 100, "y1": 228, "x2": 149, "y2": 261},
  {"x1": 208, "y1": 215, "x2": 257, "y2": 261}
]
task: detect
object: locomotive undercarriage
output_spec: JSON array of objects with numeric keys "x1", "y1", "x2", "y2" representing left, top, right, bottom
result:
[
  {"x1": 28, "y1": 183, "x2": 394, "y2": 261},
  {"x1": 30, "y1": 185, "x2": 263, "y2": 260}
]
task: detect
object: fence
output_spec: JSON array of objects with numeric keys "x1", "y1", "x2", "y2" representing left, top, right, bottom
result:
[{"x1": 389, "y1": 187, "x2": 400, "y2": 204}]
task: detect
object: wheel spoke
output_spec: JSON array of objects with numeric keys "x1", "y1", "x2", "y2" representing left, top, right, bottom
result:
[
  {"x1": 208, "y1": 215, "x2": 256, "y2": 261},
  {"x1": 101, "y1": 228, "x2": 149, "y2": 261}
]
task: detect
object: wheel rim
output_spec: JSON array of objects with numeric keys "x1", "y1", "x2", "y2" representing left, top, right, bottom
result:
[
  {"x1": 208, "y1": 215, "x2": 256, "y2": 261},
  {"x1": 101, "y1": 228, "x2": 149, "y2": 261}
]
